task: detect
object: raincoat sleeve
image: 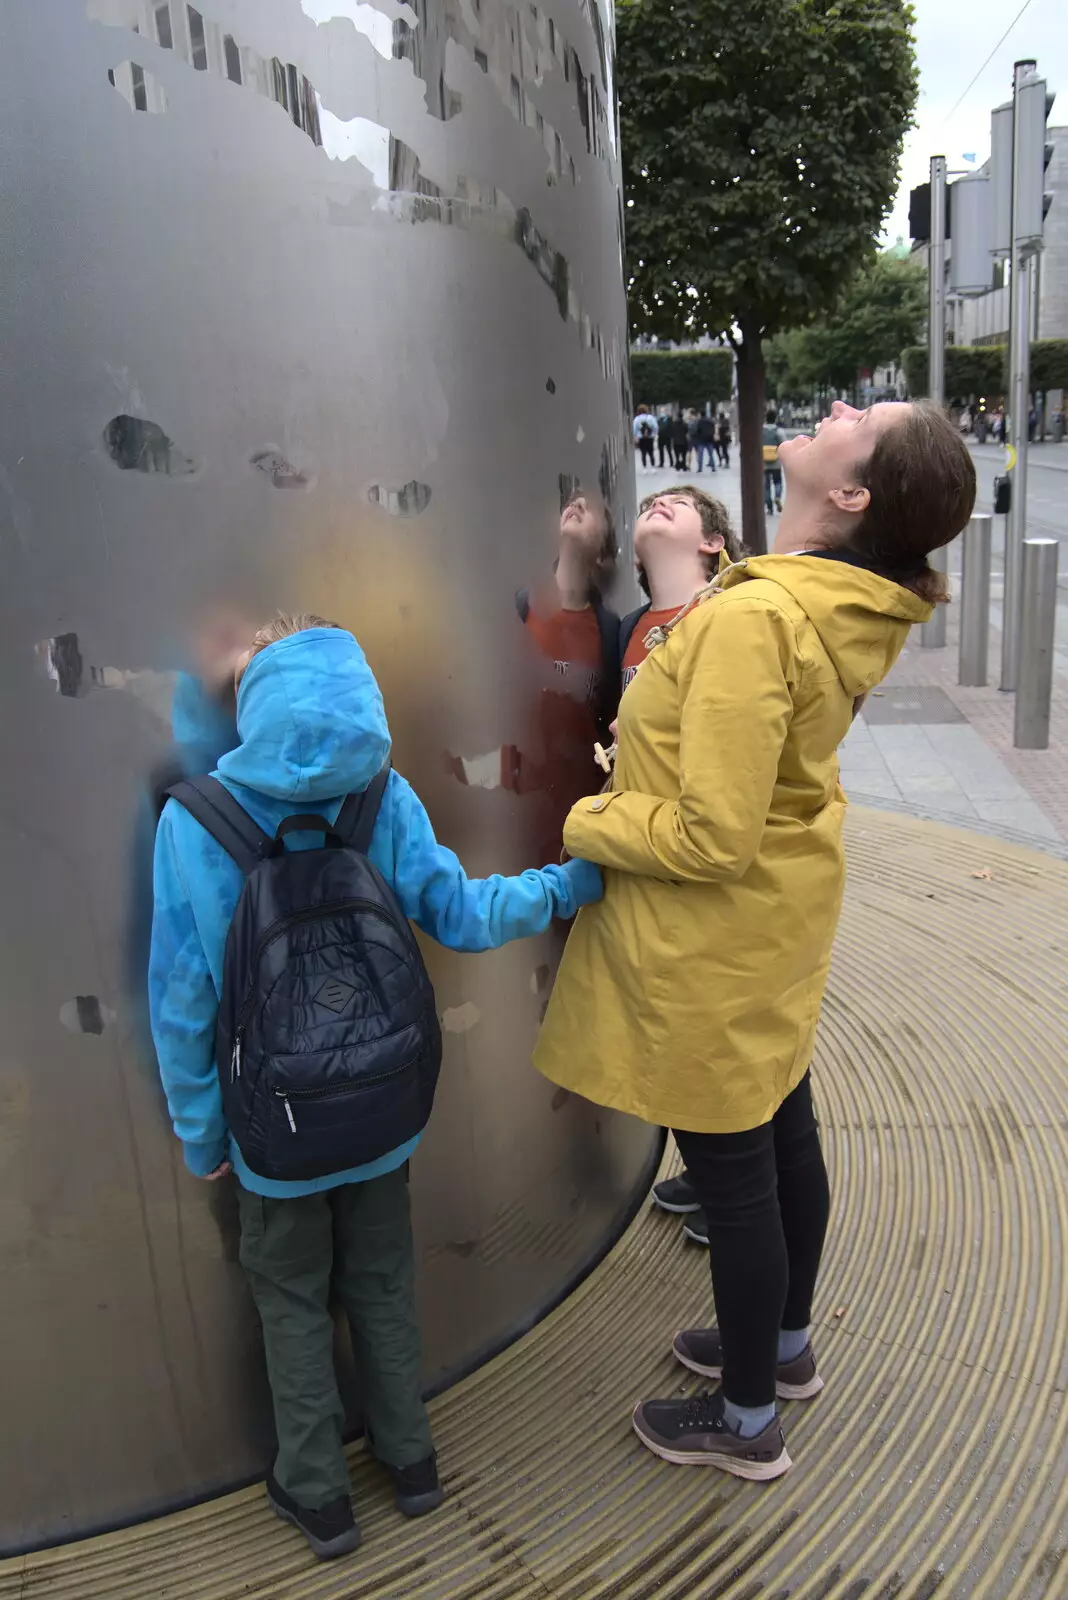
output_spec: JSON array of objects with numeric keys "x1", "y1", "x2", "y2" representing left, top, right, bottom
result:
[
  {"x1": 563, "y1": 597, "x2": 798, "y2": 883},
  {"x1": 148, "y1": 808, "x2": 229, "y2": 1177},
  {"x1": 386, "y1": 776, "x2": 602, "y2": 950}
]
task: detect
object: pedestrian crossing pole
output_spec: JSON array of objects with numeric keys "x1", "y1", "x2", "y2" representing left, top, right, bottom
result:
[
  {"x1": 1001, "y1": 61, "x2": 1038, "y2": 691},
  {"x1": 921, "y1": 155, "x2": 948, "y2": 649}
]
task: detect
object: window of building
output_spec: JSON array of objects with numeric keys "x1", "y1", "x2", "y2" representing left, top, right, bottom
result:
[
  {"x1": 131, "y1": 61, "x2": 148, "y2": 110},
  {"x1": 510, "y1": 74, "x2": 522, "y2": 118},
  {"x1": 187, "y1": 6, "x2": 207, "y2": 70},
  {"x1": 154, "y1": 3, "x2": 173, "y2": 49},
  {"x1": 474, "y1": 48, "x2": 488, "y2": 72}
]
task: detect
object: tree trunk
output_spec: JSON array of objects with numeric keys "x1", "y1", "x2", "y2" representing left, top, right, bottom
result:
[{"x1": 736, "y1": 320, "x2": 767, "y2": 554}]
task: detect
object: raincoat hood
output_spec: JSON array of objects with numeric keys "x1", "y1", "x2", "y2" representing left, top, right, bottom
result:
[
  {"x1": 723, "y1": 555, "x2": 933, "y2": 699},
  {"x1": 216, "y1": 627, "x2": 391, "y2": 801}
]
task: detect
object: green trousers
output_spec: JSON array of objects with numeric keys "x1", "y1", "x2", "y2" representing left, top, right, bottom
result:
[{"x1": 237, "y1": 1166, "x2": 433, "y2": 1510}]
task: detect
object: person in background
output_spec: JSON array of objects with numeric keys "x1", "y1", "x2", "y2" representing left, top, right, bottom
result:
[
  {"x1": 657, "y1": 410, "x2": 672, "y2": 469},
  {"x1": 534, "y1": 400, "x2": 976, "y2": 1482},
  {"x1": 150, "y1": 614, "x2": 603, "y2": 1562},
  {"x1": 694, "y1": 411, "x2": 718, "y2": 474},
  {"x1": 763, "y1": 409, "x2": 785, "y2": 515},
  {"x1": 672, "y1": 411, "x2": 690, "y2": 472},
  {"x1": 637, "y1": 412, "x2": 656, "y2": 469},
  {"x1": 716, "y1": 413, "x2": 732, "y2": 468}
]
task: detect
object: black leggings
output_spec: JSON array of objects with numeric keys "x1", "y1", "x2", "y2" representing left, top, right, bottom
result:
[{"x1": 673, "y1": 1072, "x2": 830, "y2": 1408}]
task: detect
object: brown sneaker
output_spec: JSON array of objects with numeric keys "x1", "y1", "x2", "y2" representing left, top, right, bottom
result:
[
  {"x1": 672, "y1": 1328, "x2": 824, "y2": 1401},
  {"x1": 632, "y1": 1390, "x2": 791, "y2": 1480}
]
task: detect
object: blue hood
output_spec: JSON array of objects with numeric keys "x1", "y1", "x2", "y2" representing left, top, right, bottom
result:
[{"x1": 216, "y1": 628, "x2": 391, "y2": 801}]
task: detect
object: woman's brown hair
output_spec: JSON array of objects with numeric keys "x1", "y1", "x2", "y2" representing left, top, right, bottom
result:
[{"x1": 851, "y1": 400, "x2": 977, "y2": 604}]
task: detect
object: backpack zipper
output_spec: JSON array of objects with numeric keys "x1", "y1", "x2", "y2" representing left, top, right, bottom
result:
[
  {"x1": 231, "y1": 897, "x2": 412, "y2": 1074},
  {"x1": 275, "y1": 1059, "x2": 413, "y2": 1133}
]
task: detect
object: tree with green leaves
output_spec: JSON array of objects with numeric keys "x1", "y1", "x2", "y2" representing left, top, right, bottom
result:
[
  {"x1": 619, "y1": 0, "x2": 917, "y2": 549},
  {"x1": 768, "y1": 251, "x2": 926, "y2": 402}
]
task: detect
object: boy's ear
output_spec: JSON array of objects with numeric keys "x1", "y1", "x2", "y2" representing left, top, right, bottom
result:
[{"x1": 699, "y1": 537, "x2": 725, "y2": 556}]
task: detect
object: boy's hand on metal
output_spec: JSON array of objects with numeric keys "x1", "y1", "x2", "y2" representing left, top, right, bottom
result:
[{"x1": 202, "y1": 1161, "x2": 233, "y2": 1181}]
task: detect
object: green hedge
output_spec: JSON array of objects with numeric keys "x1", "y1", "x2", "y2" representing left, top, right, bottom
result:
[
  {"x1": 900, "y1": 340, "x2": 1068, "y2": 399},
  {"x1": 630, "y1": 348, "x2": 734, "y2": 408},
  {"x1": 1032, "y1": 340, "x2": 1068, "y2": 392}
]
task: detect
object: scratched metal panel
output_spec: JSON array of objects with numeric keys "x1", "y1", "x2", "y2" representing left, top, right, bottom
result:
[{"x1": 0, "y1": 0, "x2": 648, "y2": 1551}]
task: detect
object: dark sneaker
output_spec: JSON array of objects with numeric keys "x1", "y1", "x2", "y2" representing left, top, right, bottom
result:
[
  {"x1": 673, "y1": 1327, "x2": 825, "y2": 1401},
  {"x1": 682, "y1": 1209, "x2": 709, "y2": 1246},
  {"x1": 652, "y1": 1173, "x2": 701, "y2": 1215},
  {"x1": 266, "y1": 1473, "x2": 361, "y2": 1561},
  {"x1": 387, "y1": 1454, "x2": 445, "y2": 1518},
  {"x1": 632, "y1": 1390, "x2": 791, "y2": 1480}
]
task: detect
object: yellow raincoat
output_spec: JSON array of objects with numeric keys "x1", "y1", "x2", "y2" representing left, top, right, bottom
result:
[{"x1": 533, "y1": 555, "x2": 932, "y2": 1133}]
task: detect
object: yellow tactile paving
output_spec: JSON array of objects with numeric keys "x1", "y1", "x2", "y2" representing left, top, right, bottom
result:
[{"x1": 3, "y1": 807, "x2": 1066, "y2": 1599}]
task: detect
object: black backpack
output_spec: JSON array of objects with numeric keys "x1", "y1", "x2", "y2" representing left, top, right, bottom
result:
[{"x1": 165, "y1": 765, "x2": 442, "y2": 1183}]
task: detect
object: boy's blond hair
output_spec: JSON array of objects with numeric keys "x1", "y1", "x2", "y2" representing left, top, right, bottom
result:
[{"x1": 235, "y1": 612, "x2": 343, "y2": 686}]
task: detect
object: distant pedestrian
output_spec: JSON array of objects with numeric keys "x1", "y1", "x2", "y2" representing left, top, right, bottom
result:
[
  {"x1": 637, "y1": 413, "x2": 656, "y2": 469},
  {"x1": 672, "y1": 414, "x2": 690, "y2": 471},
  {"x1": 657, "y1": 411, "x2": 672, "y2": 468},
  {"x1": 716, "y1": 414, "x2": 731, "y2": 468},
  {"x1": 694, "y1": 412, "x2": 718, "y2": 474},
  {"x1": 763, "y1": 409, "x2": 784, "y2": 515}
]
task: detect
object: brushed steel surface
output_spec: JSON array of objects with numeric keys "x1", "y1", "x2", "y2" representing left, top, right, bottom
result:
[{"x1": 0, "y1": 0, "x2": 648, "y2": 1552}]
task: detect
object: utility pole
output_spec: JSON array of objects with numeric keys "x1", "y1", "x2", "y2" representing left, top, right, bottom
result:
[{"x1": 1001, "y1": 60, "x2": 1037, "y2": 692}]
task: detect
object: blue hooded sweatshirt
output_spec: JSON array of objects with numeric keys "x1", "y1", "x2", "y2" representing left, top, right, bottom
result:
[{"x1": 149, "y1": 627, "x2": 603, "y2": 1198}]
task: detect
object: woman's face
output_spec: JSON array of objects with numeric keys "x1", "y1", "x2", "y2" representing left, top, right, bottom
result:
[{"x1": 779, "y1": 401, "x2": 906, "y2": 502}]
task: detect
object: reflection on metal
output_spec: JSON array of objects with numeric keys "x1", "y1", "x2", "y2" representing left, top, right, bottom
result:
[
  {"x1": 103, "y1": 415, "x2": 197, "y2": 475},
  {"x1": 59, "y1": 996, "x2": 116, "y2": 1035},
  {"x1": 367, "y1": 480, "x2": 432, "y2": 516},
  {"x1": 108, "y1": 62, "x2": 169, "y2": 112},
  {"x1": 91, "y1": 1, "x2": 324, "y2": 142},
  {"x1": 249, "y1": 448, "x2": 312, "y2": 489},
  {"x1": 4, "y1": 0, "x2": 637, "y2": 1555}
]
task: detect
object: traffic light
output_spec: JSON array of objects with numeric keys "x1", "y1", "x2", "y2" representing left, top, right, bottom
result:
[
  {"x1": 909, "y1": 182, "x2": 953, "y2": 244},
  {"x1": 949, "y1": 173, "x2": 993, "y2": 294},
  {"x1": 989, "y1": 100, "x2": 1013, "y2": 257},
  {"x1": 1014, "y1": 70, "x2": 1056, "y2": 251},
  {"x1": 909, "y1": 182, "x2": 930, "y2": 243}
]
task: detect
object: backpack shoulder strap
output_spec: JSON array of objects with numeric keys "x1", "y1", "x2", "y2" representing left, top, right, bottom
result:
[
  {"x1": 618, "y1": 602, "x2": 651, "y2": 664},
  {"x1": 165, "y1": 776, "x2": 273, "y2": 877},
  {"x1": 334, "y1": 762, "x2": 392, "y2": 856}
]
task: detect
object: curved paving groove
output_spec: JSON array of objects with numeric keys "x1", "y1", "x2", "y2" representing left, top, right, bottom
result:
[{"x1": 2, "y1": 808, "x2": 1066, "y2": 1600}]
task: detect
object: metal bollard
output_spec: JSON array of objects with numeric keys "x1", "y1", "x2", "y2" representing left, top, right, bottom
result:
[
  {"x1": 959, "y1": 513, "x2": 993, "y2": 686},
  {"x1": 920, "y1": 541, "x2": 952, "y2": 648},
  {"x1": 1014, "y1": 538, "x2": 1059, "y2": 749}
]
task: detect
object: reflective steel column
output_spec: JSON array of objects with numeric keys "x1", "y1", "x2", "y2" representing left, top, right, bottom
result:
[{"x1": 0, "y1": 0, "x2": 651, "y2": 1552}]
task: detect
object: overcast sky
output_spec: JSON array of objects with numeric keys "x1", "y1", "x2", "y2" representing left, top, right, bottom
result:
[{"x1": 884, "y1": 0, "x2": 1068, "y2": 244}]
